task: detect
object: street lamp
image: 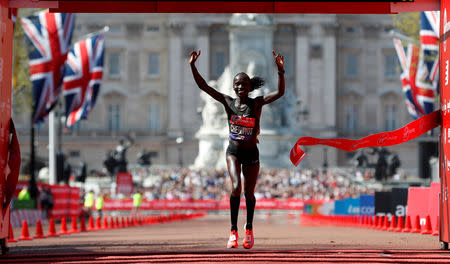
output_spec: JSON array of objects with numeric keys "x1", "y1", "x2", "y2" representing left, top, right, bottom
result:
[
  {"x1": 323, "y1": 148, "x2": 328, "y2": 173},
  {"x1": 296, "y1": 99, "x2": 309, "y2": 122},
  {"x1": 176, "y1": 136, "x2": 184, "y2": 167}
]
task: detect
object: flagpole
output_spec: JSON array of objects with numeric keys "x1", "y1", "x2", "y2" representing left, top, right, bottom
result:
[
  {"x1": 75, "y1": 26, "x2": 109, "y2": 42},
  {"x1": 49, "y1": 26, "x2": 109, "y2": 186},
  {"x1": 49, "y1": 110, "x2": 56, "y2": 185},
  {"x1": 29, "y1": 117, "x2": 38, "y2": 208},
  {"x1": 57, "y1": 100, "x2": 64, "y2": 184},
  {"x1": 30, "y1": 119, "x2": 34, "y2": 184},
  {"x1": 389, "y1": 30, "x2": 419, "y2": 44}
]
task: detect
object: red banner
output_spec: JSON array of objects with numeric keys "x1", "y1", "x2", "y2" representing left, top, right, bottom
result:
[
  {"x1": 14, "y1": 183, "x2": 80, "y2": 219},
  {"x1": 441, "y1": 0, "x2": 450, "y2": 243},
  {"x1": 290, "y1": 110, "x2": 441, "y2": 166},
  {"x1": 103, "y1": 198, "x2": 306, "y2": 211},
  {"x1": 116, "y1": 172, "x2": 133, "y2": 196},
  {"x1": 407, "y1": 187, "x2": 430, "y2": 220},
  {"x1": 4, "y1": 120, "x2": 20, "y2": 217},
  {"x1": 50, "y1": 184, "x2": 71, "y2": 218},
  {"x1": 429, "y1": 182, "x2": 440, "y2": 229}
]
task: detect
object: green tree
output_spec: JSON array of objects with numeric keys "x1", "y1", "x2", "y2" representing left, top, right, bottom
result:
[
  {"x1": 391, "y1": 12, "x2": 420, "y2": 42},
  {"x1": 12, "y1": 9, "x2": 46, "y2": 118},
  {"x1": 12, "y1": 11, "x2": 31, "y2": 117}
]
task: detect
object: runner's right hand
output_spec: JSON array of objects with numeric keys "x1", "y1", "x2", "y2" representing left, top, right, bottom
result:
[{"x1": 190, "y1": 50, "x2": 201, "y2": 65}]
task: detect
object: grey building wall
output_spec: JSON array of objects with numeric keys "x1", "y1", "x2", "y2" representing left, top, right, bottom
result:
[{"x1": 13, "y1": 13, "x2": 424, "y2": 176}]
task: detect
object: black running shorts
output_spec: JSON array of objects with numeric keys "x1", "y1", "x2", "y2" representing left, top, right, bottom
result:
[{"x1": 226, "y1": 143, "x2": 259, "y2": 166}]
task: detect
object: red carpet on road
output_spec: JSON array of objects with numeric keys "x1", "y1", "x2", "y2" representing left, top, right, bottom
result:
[
  {"x1": 3, "y1": 250, "x2": 450, "y2": 263},
  {"x1": 4, "y1": 214, "x2": 449, "y2": 263}
]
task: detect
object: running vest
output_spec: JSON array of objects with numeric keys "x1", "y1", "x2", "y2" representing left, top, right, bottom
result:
[
  {"x1": 227, "y1": 98, "x2": 260, "y2": 142},
  {"x1": 133, "y1": 192, "x2": 143, "y2": 207},
  {"x1": 95, "y1": 196, "x2": 104, "y2": 210},
  {"x1": 84, "y1": 192, "x2": 94, "y2": 208}
]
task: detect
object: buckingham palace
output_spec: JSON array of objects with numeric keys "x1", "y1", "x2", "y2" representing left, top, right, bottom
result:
[{"x1": 12, "y1": 13, "x2": 432, "y2": 177}]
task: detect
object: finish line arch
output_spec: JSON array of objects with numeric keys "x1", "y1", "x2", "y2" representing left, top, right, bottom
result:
[
  {"x1": 4, "y1": 0, "x2": 440, "y2": 13},
  {"x1": 0, "y1": 0, "x2": 448, "y2": 251}
]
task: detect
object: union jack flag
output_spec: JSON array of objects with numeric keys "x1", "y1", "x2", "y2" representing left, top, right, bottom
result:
[
  {"x1": 63, "y1": 34, "x2": 105, "y2": 127},
  {"x1": 420, "y1": 11, "x2": 440, "y2": 88},
  {"x1": 21, "y1": 11, "x2": 75, "y2": 124},
  {"x1": 415, "y1": 11, "x2": 440, "y2": 114},
  {"x1": 10, "y1": 8, "x2": 17, "y2": 27},
  {"x1": 393, "y1": 38, "x2": 422, "y2": 119}
]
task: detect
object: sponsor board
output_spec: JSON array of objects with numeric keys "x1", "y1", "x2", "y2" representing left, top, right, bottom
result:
[
  {"x1": 359, "y1": 194, "x2": 375, "y2": 215},
  {"x1": 441, "y1": 0, "x2": 450, "y2": 243}
]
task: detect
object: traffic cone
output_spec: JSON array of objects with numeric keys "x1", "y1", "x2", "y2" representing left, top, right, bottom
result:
[
  {"x1": 377, "y1": 215, "x2": 384, "y2": 230},
  {"x1": 432, "y1": 216, "x2": 439, "y2": 236},
  {"x1": 8, "y1": 223, "x2": 17, "y2": 242},
  {"x1": 34, "y1": 220, "x2": 45, "y2": 238},
  {"x1": 102, "y1": 216, "x2": 109, "y2": 229},
  {"x1": 18, "y1": 220, "x2": 32, "y2": 240},
  {"x1": 80, "y1": 216, "x2": 86, "y2": 232},
  {"x1": 69, "y1": 216, "x2": 79, "y2": 233},
  {"x1": 411, "y1": 215, "x2": 421, "y2": 233},
  {"x1": 361, "y1": 215, "x2": 366, "y2": 227},
  {"x1": 381, "y1": 215, "x2": 389, "y2": 231},
  {"x1": 95, "y1": 217, "x2": 102, "y2": 230},
  {"x1": 368, "y1": 215, "x2": 373, "y2": 228},
  {"x1": 137, "y1": 216, "x2": 141, "y2": 226},
  {"x1": 47, "y1": 218, "x2": 58, "y2": 237},
  {"x1": 402, "y1": 215, "x2": 412, "y2": 232},
  {"x1": 421, "y1": 215, "x2": 433, "y2": 235},
  {"x1": 387, "y1": 215, "x2": 396, "y2": 232},
  {"x1": 395, "y1": 216, "x2": 404, "y2": 232},
  {"x1": 110, "y1": 216, "x2": 115, "y2": 229},
  {"x1": 364, "y1": 215, "x2": 370, "y2": 227},
  {"x1": 372, "y1": 215, "x2": 378, "y2": 229},
  {"x1": 58, "y1": 217, "x2": 69, "y2": 235},
  {"x1": 87, "y1": 216, "x2": 95, "y2": 231},
  {"x1": 121, "y1": 216, "x2": 126, "y2": 228}
]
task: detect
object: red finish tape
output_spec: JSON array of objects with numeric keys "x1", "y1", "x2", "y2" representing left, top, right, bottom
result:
[
  {"x1": 290, "y1": 110, "x2": 441, "y2": 166},
  {"x1": 4, "y1": 119, "x2": 21, "y2": 214}
]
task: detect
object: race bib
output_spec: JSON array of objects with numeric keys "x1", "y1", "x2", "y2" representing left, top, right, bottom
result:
[{"x1": 229, "y1": 115, "x2": 255, "y2": 141}]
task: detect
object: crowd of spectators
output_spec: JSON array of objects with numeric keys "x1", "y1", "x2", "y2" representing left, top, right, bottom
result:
[{"x1": 129, "y1": 167, "x2": 379, "y2": 202}]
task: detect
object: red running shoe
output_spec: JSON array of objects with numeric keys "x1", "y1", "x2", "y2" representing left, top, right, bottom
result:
[
  {"x1": 243, "y1": 225, "x2": 254, "y2": 249},
  {"x1": 227, "y1": 230, "x2": 238, "y2": 248}
]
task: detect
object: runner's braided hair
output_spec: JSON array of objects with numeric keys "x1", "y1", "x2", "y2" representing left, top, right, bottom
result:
[
  {"x1": 236, "y1": 72, "x2": 265, "y2": 92},
  {"x1": 250, "y1": 76, "x2": 265, "y2": 92}
]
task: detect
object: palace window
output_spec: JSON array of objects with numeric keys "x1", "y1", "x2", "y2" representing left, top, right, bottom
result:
[
  {"x1": 384, "y1": 104, "x2": 398, "y2": 131},
  {"x1": 108, "y1": 52, "x2": 121, "y2": 77},
  {"x1": 345, "y1": 105, "x2": 358, "y2": 132},
  {"x1": 148, "y1": 104, "x2": 161, "y2": 132},
  {"x1": 384, "y1": 54, "x2": 398, "y2": 79},
  {"x1": 148, "y1": 53, "x2": 160, "y2": 77},
  {"x1": 212, "y1": 51, "x2": 226, "y2": 78},
  {"x1": 108, "y1": 104, "x2": 121, "y2": 131},
  {"x1": 345, "y1": 54, "x2": 359, "y2": 78}
]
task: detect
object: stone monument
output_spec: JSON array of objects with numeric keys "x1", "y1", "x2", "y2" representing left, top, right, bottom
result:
[{"x1": 194, "y1": 14, "x2": 301, "y2": 169}]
